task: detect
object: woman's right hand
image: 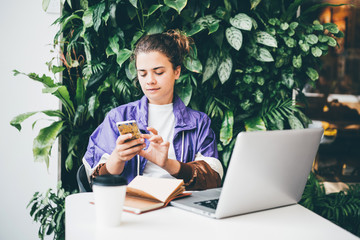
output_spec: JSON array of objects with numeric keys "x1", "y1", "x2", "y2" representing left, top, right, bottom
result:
[{"x1": 106, "y1": 134, "x2": 146, "y2": 174}]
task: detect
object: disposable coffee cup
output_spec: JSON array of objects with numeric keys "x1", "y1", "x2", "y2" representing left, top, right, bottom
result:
[{"x1": 93, "y1": 174, "x2": 127, "y2": 227}]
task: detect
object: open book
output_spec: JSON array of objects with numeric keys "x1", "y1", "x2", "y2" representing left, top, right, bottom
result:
[{"x1": 124, "y1": 176, "x2": 190, "y2": 214}]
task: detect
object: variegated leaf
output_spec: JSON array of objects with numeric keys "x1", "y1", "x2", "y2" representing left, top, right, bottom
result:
[
  {"x1": 196, "y1": 15, "x2": 220, "y2": 27},
  {"x1": 202, "y1": 50, "x2": 220, "y2": 83},
  {"x1": 226, "y1": 27, "x2": 243, "y2": 51},
  {"x1": 255, "y1": 31, "x2": 277, "y2": 48},
  {"x1": 229, "y1": 13, "x2": 252, "y2": 31},
  {"x1": 255, "y1": 48, "x2": 274, "y2": 62},
  {"x1": 217, "y1": 55, "x2": 233, "y2": 84}
]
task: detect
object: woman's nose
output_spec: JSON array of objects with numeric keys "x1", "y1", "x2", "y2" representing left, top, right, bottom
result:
[{"x1": 146, "y1": 73, "x2": 156, "y2": 85}]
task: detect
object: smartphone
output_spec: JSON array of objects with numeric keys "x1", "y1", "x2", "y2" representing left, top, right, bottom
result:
[{"x1": 116, "y1": 120, "x2": 141, "y2": 141}]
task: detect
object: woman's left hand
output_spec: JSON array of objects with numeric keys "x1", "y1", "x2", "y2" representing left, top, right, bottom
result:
[{"x1": 139, "y1": 127, "x2": 170, "y2": 168}]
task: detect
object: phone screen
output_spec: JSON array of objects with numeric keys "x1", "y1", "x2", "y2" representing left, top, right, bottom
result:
[{"x1": 116, "y1": 120, "x2": 141, "y2": 141}]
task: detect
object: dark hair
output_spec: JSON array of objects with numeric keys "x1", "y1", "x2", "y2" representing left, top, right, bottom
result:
[{"x1": 134, "y1": 29, "x2": 192, "y2": 69}]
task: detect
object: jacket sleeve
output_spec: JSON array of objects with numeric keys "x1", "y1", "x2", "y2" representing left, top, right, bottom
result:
[
  {"x1": 196, "y1": 115, "x2": 219, "y2": 159},
  {"x1": 83, "y1": 110, "x2": 119, "y2": 172},
  {"x1": 172, "y1": 161, "x2": 221, "y2": 190}
]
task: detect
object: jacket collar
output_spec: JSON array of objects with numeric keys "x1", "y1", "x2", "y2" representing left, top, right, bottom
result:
[{"x1": 134, "y1": 95, "x2": 196, "y2": 132}]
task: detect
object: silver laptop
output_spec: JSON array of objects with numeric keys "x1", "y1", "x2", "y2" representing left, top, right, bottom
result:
[{"x1": 170, "y1": 128, "x2": 323, "y2": 219}]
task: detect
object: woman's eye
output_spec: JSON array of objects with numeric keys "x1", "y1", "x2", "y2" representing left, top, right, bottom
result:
[{"x1": 155, "y1": 72, "x2": 164, "y2": 75}]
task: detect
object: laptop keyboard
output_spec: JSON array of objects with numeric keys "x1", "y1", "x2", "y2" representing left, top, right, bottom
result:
[{"x1": 195, "y1": 199, "x2": 219, "y2": 210}]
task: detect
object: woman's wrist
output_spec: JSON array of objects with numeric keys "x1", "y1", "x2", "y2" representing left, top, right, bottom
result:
[
  {"x1": 163, "y1": 158, "x2": 181, "y2": 175},
  {"x1": 106, "y1": 151, "x2": 126, "y2": 174}
]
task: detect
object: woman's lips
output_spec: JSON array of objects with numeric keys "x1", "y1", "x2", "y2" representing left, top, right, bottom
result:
[{"x1": 147, "y1": 88, "x2": 160, "y2": 93}]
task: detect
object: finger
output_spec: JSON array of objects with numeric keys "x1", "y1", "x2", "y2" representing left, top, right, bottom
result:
[
  {"x1": 116, "y1": 136, "x2": 144, "y2": 152},
  {"x1": 148, "y1": 135, "x2": 163, "y2": 143},
  {"x1": 147, "y1": 127, "x2": 158, "y2": 135},
  {"x1": 118, "y1": 143, "x2": 146, "y2": 158},
  {"x1": 141, "y1": 134, "x2": 163, "y2": 143},
  {"x1": 160, "y1": 141, "x2": 170, "y2": 147},
  {"x1": 141, "y1": 134, "x2": 152, "y2": 139},
  {"x1": 116, "y1": 134, "x2": 133, "y2": 144}
]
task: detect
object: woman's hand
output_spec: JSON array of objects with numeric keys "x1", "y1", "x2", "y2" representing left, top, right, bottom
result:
[
  {"x1": 139, "y1": 127, "x2": 169, "y2": 167},
  {"x1": 140, "y1": 127, "x2": 180, "y2": 175},
  {"x1": 106, "y1": 133, "x2": 146, "y2": 174}
]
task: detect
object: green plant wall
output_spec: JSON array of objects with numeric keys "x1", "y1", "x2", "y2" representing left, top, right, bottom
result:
[{"x1": 11, "y1": 0, "x2": 343, "y2": 187}]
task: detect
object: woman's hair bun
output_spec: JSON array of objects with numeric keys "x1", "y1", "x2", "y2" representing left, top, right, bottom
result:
[
  {"x1": 165, "y1": 29, "x2": 192, "y2": 59},
  {"x1": 134, "y1": 29, "x2": 193, "y2": 69}
]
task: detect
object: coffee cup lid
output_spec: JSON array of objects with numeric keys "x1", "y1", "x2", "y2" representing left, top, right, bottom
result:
[{"x1": 93, "y1": 174, "x2": 127, "y2": 186}]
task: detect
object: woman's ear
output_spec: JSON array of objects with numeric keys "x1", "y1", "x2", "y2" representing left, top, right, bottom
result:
[{"x1": 174, "y1": 66, "x2": 181, "y2": 80}]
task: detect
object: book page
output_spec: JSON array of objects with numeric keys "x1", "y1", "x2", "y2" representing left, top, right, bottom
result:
[
  {"x1": 128, "y1": 176, "x2": 184, "y2": 203},
  {"x1": 124, "y1": 195, "x2": 164, "y2": 214}
]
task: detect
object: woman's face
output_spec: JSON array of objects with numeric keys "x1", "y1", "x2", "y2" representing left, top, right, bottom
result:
[{"x1": 136, "y1": 51, "x2": 181, "y2": 105}]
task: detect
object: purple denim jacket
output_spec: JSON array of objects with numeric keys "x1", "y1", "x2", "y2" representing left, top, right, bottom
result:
[{"x1": 84, "y1": 95, "x2": 218, "y2": 183}]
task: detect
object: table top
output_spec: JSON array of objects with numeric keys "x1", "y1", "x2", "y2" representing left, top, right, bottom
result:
[{"x1": 66, "y1": 192, "x2": 359, "y2": 240}]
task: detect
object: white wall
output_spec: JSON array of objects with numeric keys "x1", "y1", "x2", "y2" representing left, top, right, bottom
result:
[{"x1": 0, "y1": 1, "x2": 60, "y2": 239}]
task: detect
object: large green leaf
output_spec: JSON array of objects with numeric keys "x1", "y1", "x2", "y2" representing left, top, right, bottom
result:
[
  {"x1": 255, "y1": 31, "x2": 278, "y2": 48},
  {"x1": 186, "y1": 23, "x2": 205, "y2": 36},
  {"x1": 202, "y1": 50, "x2": 219, "y2": 83},
  {"x1": 42, "y1": 86, "x2": 75, "y2": 115},
  {"x1": 145, "y1": 17, "x2": 166, "y2": 34},
  {"x1": 65, "y1": 151, "x2": 74, "y2": 171},
  {"x1": 225, "y1": 27, "x2": 243, "y2": 51},
  {"x1": 164, "y1": 0, "x2": 187, "y2": 14},
  {"x1": 129, "y1": 0, "x2": 137, "y2": 8},
  {"x1": 229, "y1": 13, "x2": 252, "y2": 31},
  {"x1": 88, "y1": 95, "x2": 98, "y2": 118},
  {"x1": 220, "y1": 110, "x2": 234, "y2": 146},
  {"x1": 41, "y1": 110, "x2": 65, "y2": 119},
  {"x1": 175, "y1": 77, "x2": 193, "y2": 106},
  {"x1": 108, "y1": 35, "x2": 120, "y2": 55},
  {"x1": 146, "y1": 4, "x2": 163, "y2": 16},
  {"x1": 68, "y1": 135, "x2": 80, "y2": 153},
  {"x1": 75, "y1": 77, "x2": 85, "y2": 106},
  {"x1": 82, "y1": 7, "x2": 94, "y2": 29},
  {"x1": 125, "y1": 60, "x2": 137, "y2": 80},
  {"x1": 116, "y1": 49, "x2": 132, "y2": 68},
  {"x1": 10, "y1": 112, "x2": 38, "y2": 131},
  {"x1": 217, "y1": 55, "x2": 233, "y2": 84},
  {"x1": 255, "y1": 48, "x2": 274, "y2": 62},
  {"x1": 33, "y1": 121, "x2": 64, "y2": 169},
  {"x1": 131, "y1": 31, "x2": 144, "y2": 49},
  {"x1": 306, "y1": 67, "x2": 319, "y2": 81},
  {"x1": 244, "y1": 117, "x2": 266, "y2": 131},
  {"x1": 222, "y1": 138, "x2": 236, "y2": 168},
  {"x1": 93, "y1": 2, "x2": 106, "y2": 32},
  {"x1": 288, "y1": 115, "x2": 304, "y2": 129},
  {"x1": 19, "y1": 72, "x2": 55, "y2": 88},
  {"x1": 196, "y1": 15, "x2": 220, "y2": 27},
  {"x1": 184, "y1": 56, "x2": 203, "y2": 73}
]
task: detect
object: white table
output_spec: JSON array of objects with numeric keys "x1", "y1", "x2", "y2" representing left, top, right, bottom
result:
[{"x1": 66, "y1": 193, "x2": 359, "y2": 240}]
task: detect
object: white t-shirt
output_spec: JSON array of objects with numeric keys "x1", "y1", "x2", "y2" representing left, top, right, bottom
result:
[{"x1": 142, "y1": 103, "x2": 176, "y2": 178}]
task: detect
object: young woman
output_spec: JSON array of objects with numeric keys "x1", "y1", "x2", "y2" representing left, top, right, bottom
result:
[{"x1": 83, "y1": 30, "x2": 223, "y2": 190}]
